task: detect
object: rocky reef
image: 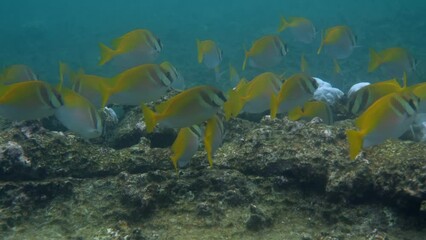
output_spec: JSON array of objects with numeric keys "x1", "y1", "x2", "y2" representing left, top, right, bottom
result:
[{"x1": 1, "y1": 105, "x2": 425, "y2": 239}]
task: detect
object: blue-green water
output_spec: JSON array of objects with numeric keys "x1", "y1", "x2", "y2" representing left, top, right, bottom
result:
[{"x1": 1, "y1": 0, "x2": 425, "y2": 90}]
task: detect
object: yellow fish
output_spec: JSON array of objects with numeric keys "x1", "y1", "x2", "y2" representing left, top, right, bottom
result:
[
  {"x1": 170, "y1": 125, "x2": 202, "y2": 170},
  {"x1": 368, "y1": 47, "x2": 416, "y2": 78},
  {"x1": 0, "y1": 64, "x2": 37, "y2": 85},
  {"x1": 317, "y1": 25, "x2": 356, "y2": 59},
  {"x1": 98, "y1": 29, "x2": 162, "y2": 68},
  {"x1": 347, "y1": 79, "x2": 403, "y2": 115},
  {"x1": 0, "y1": 81, "x2": 63, "y2": 121},
  {"x1": 204, "y1": 114, "x2": 225, "y2": 166},
  {"x1": 346, "y1": 89, "x2": 419, "y2": 159},
  {"x1": 270, "y1": 73, "x2": 318, "y2": 118},
  {"x1": 224, "y1": 72, "x2": 282, "y2": 119},
  {"x1": 108, "y1": 62, "x2": 182, "y2": 106},
  {"x1": 60, "y1": 63, "x2": 112, "y2": 109},
  {"x1": 196, "y1": 39, "x2": 223, "y2": 70},
  {"x1": 243, "y1": 35, "x2": 287, "y2": 70},
  {"x1": 288, "y1": 101, "x2": 333, "y2": 124},
  {"x1": 278, "y1": 16, "x2": 316, "y2": 44},
  {"x1": 142, "y1": 85, "x2": 227, "y2": 132},
  {"x1": 55, "y1": 88, "x2": 103, "y2": 139},
  {"x1": 317, "y1": 25, "x2": 356, "y2": 73}
]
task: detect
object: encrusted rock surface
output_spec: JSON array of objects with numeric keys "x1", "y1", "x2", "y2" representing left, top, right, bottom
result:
[{"x1": 0, "y1": 106, "x2": 425, "y2": 239}]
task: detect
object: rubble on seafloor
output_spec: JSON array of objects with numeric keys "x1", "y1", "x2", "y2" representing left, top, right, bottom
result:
[{"x1": 0, "y1": 105, "x2": 425, "y2": 239}]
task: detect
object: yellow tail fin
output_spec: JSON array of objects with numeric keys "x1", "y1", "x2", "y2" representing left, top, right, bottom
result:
[
  {"x1": 196, "y1": 39, "x2": 203, "y2": 63},
  {"x1": 141, "y1": 104, "x2": 157, "y2": 133},
  {"x1": 223, "y1": 89, "x2": 243, "y2": 121},
  {"x1": 98, "y1": 43, "x2": 114, "y2": 66},
  {"x1": 270, "y1": 94, "x2": 279, "y2": 119},
  {"x1": 288, "y1": 106, "x2": 303, "y2": 121},
  {"x1": 277, "y1": 16, "x2": 290, "y2": 32},
  {"x1": 368, "y1": 48, "x2": 381, "y2": 72},
  {"x1": 346, "y1": 129, "x2": 363, "y2": 160}
]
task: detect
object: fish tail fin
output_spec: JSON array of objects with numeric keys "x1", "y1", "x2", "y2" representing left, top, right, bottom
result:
[
  {"x1": 277, "y1": 16, "x2": 289, "y2": 32},
  {"x1": 141, "y1": 103, "x2": 157, "y2": 133},
  {"x1": 223, "y1": 89, "x2": 243, "y2": 121},
  {"x1": 346, "y1": 129, "x2": 363, "y2": 160},
  {"x1": 204, "y1": 137, "x2": 214, "y2": 167},
  {"x1": 98, "y1": 43, "x2": 114, "y2": 66},
  {"x1": 368, "y1": 48, "x2": 381, "y2": 72},
  {"x1": 196, "y1": 39, "x2": 203, "y2": 63},
  {"x1": 333, "y1": 59, "x2": 341, "y2": 74},
  {"x1": 270, "y1": 94, "x2": 279, "y2": 119},
  {"x1": 288, "y1": 106, "x2": 303, "y2": 121},
  {"x1": 317, "y1": 30, "x2": 324, "y2": 54}
]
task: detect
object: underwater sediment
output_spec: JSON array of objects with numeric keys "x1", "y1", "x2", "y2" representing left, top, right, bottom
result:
[{"x1": 0, "y1": 105, "x2": 425, "y2": 240}]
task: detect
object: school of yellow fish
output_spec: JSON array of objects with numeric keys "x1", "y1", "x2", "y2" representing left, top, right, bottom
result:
[{"x1": 0, "y1": 16, "x2": 423, "y2": 170}]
